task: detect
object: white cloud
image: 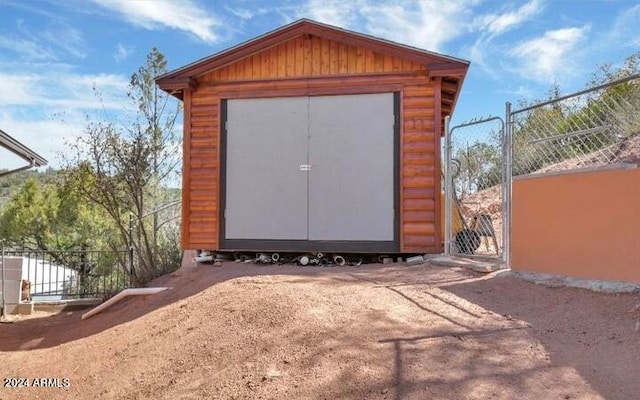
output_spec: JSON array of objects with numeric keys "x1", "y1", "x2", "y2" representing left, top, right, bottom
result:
[
  {"x1": 468, "y1": 0, "x2": 543, "y2": 77},
  {"x1": 90, "y1": 0, "x2": 222, "y2": 43},
  {"x1": 41, "y1": 22, "x2": 87, "y2": 59},
  {"x1": 0, "y1": 71, "x2": 128, "y2": 110},
  {"x1": 300, "y1": 0, "x2": 361, "y2": 29},
  {"x1": 0, "y1": 35, "x2": 56, "y2": 61},
  {"x1": 0, "y1": 66, "x2": 132, "y2": 170},
  {"x1": 0, "y1": 112, "x2": 81, "y2": 170},
  {"x1": 114, "y1": 42, "x2": 134, "y2": 63},
  {"x1": 225, "y1": 6, "x2": 267, "y2": 21},
  {"x1": 297, "y1": 0, "x2": 478, "y2": 52},
  {"x1": 508, "y1": 26, "x2": 590, "y2": 83},
  {"x1": 474, "y1": 0, "x2": 542, "y2": 35},
  {"x1": 0, "y1": 18, "x2": 87, "y2": 61},
  {"x1": 607, "y1": 4, "x2": 640, "y2": 48}
]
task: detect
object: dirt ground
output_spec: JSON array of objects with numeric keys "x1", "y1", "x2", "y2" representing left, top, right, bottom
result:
[{"x1": 1, "y1": 262, "x2": 638, "y2": 400}]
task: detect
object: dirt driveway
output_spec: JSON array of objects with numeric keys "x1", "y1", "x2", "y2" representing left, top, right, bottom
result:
[{"x1": 1, "y1": 263, "x2": 638, "y2": 400}]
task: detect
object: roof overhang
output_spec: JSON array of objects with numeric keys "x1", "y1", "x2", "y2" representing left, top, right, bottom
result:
[
  {"x1": 0, "y1": 128, "x2": 48, "y2": 168},
  {"x1": 156, "y1": 18, "x2": 470, "y2": 101}
]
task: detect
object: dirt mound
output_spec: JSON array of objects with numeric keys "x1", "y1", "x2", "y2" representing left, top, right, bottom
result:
[
  {"x1": 1, "y1": 263, "x2": 639, "y2": 400},
  {"x1": 535, "y1": 134, "x2": 640, "y2": 174}
]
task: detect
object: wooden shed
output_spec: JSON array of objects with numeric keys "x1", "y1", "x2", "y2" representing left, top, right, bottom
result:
[{"x1": 157, "y1": 19, "x2": 469, "y2": 255}]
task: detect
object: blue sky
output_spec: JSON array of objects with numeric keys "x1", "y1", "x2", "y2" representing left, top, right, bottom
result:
[{"x1": 0, "y1": 0, "x2": 639, "y2": 169}]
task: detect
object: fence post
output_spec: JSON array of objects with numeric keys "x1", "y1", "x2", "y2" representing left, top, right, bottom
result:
[
  {"x1": 1, "y1": 240, "x2": 5, "y2": 318},
  {"x1": 443, "y1": 116, "x2": 452, "y2": 256},
  {"x1": 128, "y1": 214, "x2": 135, "y2": 285},
  {"x1": 503, "y1": 102, "x2": 513, "y2": 267}
]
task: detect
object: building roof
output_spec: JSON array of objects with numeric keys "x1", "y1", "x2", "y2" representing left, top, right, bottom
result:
[
  {"x1": 0, "y1": 128, "x2": 47, "y2": 167},
  {"x1": 156, "y1": 18, "x2": 470, "y2": 94}
]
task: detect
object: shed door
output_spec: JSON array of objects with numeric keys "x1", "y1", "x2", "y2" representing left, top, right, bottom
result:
[
  {"x1": 308, "y1": 93, "x2": 395, "y2": 240},
  {"x1": 223, "y1": 93, "x2": 398, "y2": 251},
  {"x1": 224, "y1": 97, "x2": 309, "y2": 240}
]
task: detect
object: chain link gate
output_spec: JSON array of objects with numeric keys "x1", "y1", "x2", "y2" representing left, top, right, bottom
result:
[{"x1": 443, "y1": 116, "x2": 507, "y2": 260}]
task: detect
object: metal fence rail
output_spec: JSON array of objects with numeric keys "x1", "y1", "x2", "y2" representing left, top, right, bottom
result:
[
  {"x1": 510, "y1": 74, "x2": 640, "y2": 177},
  {"x1": 5, "y1": 249, "x2": 131, "y2": 299}
]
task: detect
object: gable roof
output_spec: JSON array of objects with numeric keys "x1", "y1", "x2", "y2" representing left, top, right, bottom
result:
[
  {"x1": 0, "y1": 128, "x2": 47, "y2": 168},
  {"x1": 156, "y1": 18, "x2": 470, "y2": 93}
]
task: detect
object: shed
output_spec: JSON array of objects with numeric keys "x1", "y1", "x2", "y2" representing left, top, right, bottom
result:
[{"x1": 157, "y1": 19, "x2": 469, "y2": 254}]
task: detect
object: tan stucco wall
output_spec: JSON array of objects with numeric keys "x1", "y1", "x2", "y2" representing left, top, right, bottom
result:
[{"x1": 512, "y1": 166, "x2": 640, "y2": 283}]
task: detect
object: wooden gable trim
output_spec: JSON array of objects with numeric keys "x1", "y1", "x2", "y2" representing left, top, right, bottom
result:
[{"x1": 157, "y1": 19, "x2": 469, "y2": 92}]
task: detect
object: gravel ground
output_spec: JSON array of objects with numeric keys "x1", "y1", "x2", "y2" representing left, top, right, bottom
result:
[{"x1": 1, "y1": 262, "x2": 638, "y2": 400}]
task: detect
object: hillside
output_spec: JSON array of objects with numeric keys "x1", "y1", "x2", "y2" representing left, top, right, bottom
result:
[{"x1": 0, "y1": 168, "x2": 61, "y2": 207}]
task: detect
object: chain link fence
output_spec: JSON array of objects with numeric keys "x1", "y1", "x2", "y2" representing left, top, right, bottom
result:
[
  {"x1": 510, "y1": 74, "x2": 640, "y2": 177},
  {"x1": 444, "y1": 116, "x2": 505, "y2": 258}
]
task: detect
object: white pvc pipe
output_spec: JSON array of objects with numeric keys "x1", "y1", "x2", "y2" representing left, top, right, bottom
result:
[{"x1": 81, "y1": 287, "x2": 169, "y2": 320}]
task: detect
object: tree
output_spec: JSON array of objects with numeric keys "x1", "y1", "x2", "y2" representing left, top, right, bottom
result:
[
  {"x1": 0, "y1": 176, "x2": 121, "y2": 293},
  {"x1": 0, "y1": 176, "x2": 114, "y2": 251},
  {"x1": 64, "y1": 48, "x2": 182, "y2": 285},
  {"x1": 454, "y1": 141, "x2": 501, "y2": 196}
]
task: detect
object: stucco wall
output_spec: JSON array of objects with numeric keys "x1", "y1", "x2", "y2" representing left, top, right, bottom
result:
[{"x1": 512, "y1": 165, "x2": 640, "y2": 283}]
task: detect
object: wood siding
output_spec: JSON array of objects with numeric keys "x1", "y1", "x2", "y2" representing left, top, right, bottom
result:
[
  {"x1": 200, "y1": 35, "x2": 426, "y2": 83},
  {"x1": 183, "y1": 34, "x2": 441, "y2": 253}
]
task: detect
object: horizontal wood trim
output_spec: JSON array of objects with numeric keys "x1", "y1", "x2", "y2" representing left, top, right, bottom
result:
[
  {"x1": 403, "y1": 222, "x2": 435, "y2": 235},
  {"x1": 191, "y1": 189, "x2": 217, "y2": 200},
  {"x1": 403, "y1": 97, "x2": 435, "y2": 109},
  {"x1": 404, "y1": 118, "x2": 434, "y2": 130},
  {"x1": 402, "y1": 234, "x2": 436, "y2": 246},
  {"x1": 403, "y1": 153, "x2": 435, "y2": 166},
  {"x1": 403, "y1": 142, "x2": 436, "y2": 154},
  {"x1": 190, "y1": 209, "x2": 218, "y2": 218},
  {"x1": 203, "y1": 71, "x2": 429, "y2": 90},
  {"x1": 403, "y1": 176, "x2": 435, "y2": 188},
  {"x1": 403, "y1": 108, "x2": 434, "y2": 119},
  {"x1": 189, "y1": 226, "x2": 217, "y2": 234},
  {"x1": 403, "y1": 198, "x2": 435, "y2": 211},
  {"x1": 403, "y1": 85, "x2": 436, "y2": 97},
  {"x1": 403, "y1": 131, "x2": 435, "y2": 143},
  {"x1": 403, "y1": 187, "x2": 436, "y2": 199},
  {"x1": 218, "y1": 84, "x2": 405, "y2": 99},
  {"x1": 403, "y1": 164, "x2": 435, "y2": 177},
  {"x1": 403, "y1": 245, "x2": 437, "y2": 253},
  {"x1": 190, "y1": 233, "x2": 218, "y2": 244},
  {"x1": 403, "y1": 211, "x2": 435, "y2": 223}
]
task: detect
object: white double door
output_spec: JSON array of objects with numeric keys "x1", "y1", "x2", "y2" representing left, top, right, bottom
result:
[{"x1": 224, "y1": 93, "x2": 395, "y2": 243}]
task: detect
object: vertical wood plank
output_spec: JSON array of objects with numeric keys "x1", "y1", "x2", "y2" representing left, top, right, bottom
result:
[
  {"x1": 294, "y1": 36, "x2": 304, "y2": 76},
  {"x1": 303, "y1": 34, "x2": 312, "y2": 75},
  {"x1": 320, "y1": 37, "x2": 330, "y2": 75},
  {"x1": 285, "y1": 40, "x2": 295, "y2": 77},
  {"x1": 384, "y1": 54, "x2": 393, "y2": 72},
  {"x1": 347, "y1": 45, "x2": 357, "y2": 73},
  {"x1": 329, "y1": 39, "x2": 339, "y2": 74},
  {"x1": 262, "y1": 47, "x2": 270, "y2": 78},
  {"x1": 311, "y1": 36, "x2": 321, "y2": 75},
  {"x1": 433, "y1": 78, "x2": 443, "y2": 253},
  {"x1": 356, "y1": 46, "x2": 365, "y2": 73},
  {"x1": 269, "y1": 47, "x2": 278, "y2": 77},
  {"x1": 392, "y1": 56, "x2": 402, "y2": 72},
  {"x1": 182, "y1": 89, "x2": 192, "y2": 249},
  {"x1": 338, "y1": 42, "x2": 348, "y2": 73},
  {"x1": 374, "y1": 52, "x2": 385, "y2": 72},
  {"x1": 276, "y1": 41, "x2": 286, "y2": 77},
  {"x1": 252, "y1": 53, "x2": 261, "y2": 79}
]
